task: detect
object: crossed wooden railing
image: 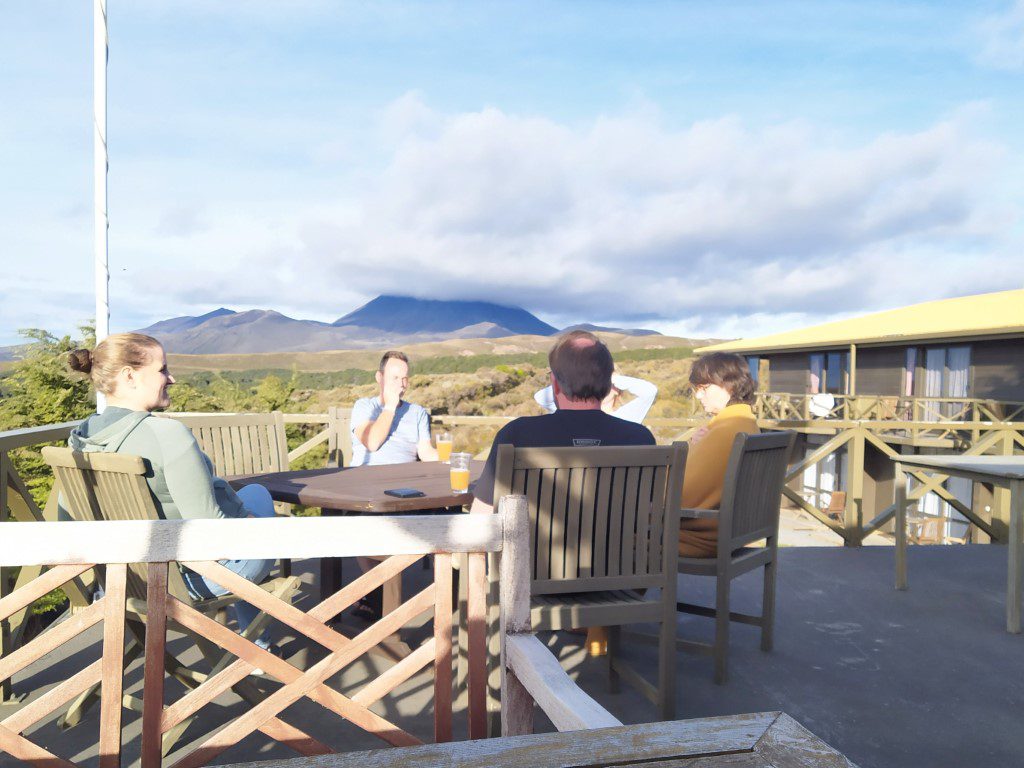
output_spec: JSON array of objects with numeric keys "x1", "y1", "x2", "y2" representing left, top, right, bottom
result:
[{"x1": 1, "y1": 506, "x2": 616, "y2": 766}]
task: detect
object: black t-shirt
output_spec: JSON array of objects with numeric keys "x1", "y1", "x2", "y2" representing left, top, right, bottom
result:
[{"x1": 473, "y1": 409, "x2": 657, "y2": 505}]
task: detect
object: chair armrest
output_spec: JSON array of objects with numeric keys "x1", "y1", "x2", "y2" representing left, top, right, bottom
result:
[
  {"x1": 506, "y1": 634, "x2": 622, "y2": 731},
  {"x1": 680, "y1": 507, "x2": 719, "y2": 520}
]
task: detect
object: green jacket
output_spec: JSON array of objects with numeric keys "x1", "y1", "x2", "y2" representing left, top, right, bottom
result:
[{"x1": 67, "y1": 407, "x2": 247, "y2": 521}]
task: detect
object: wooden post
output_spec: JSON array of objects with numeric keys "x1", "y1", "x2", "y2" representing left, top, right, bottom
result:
[
  {"x1": 1008, "y1": 479, "x2": 1023, "y2": 634},
  {"x1": 327, "y1": 406, "x2": 340, "y2": 468},
  {"x1": 0, "y1": 451, "x2": 10, "y2": 703},
  {"x1": 99, "y1": 564, "x2": 128, "y2": 768},
  {"x1": 498, "y1": 495, "x2": 532, "y2": 737},
  {"x1": 895, "y1": 459, "x2": 908, "y2": 590},
  {"x1": 848, "y1": 344, "x2": 857, "y2": 398},
  {"x1": 844, "y1": 429, "x2": 865, "y2": 547}
]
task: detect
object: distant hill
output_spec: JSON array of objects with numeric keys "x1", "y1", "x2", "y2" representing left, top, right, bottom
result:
[
  {"x1": 334, "y1": 295, "x2": 559, "y2": 336},
  {"x1": 136, "y1": 295, "x2": 562, "y2": 354},
  {"x1": 561, "y1": 322, "x2": 661, "y2": 337}
]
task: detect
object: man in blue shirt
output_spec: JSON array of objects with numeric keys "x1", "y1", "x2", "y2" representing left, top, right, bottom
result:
[{"x1": 350, "y1": 350, "x2": 437, "y2": 465}]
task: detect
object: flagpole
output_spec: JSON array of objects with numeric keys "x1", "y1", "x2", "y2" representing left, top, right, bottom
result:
[{"x1": 94, "y1": 0, "x2": 109, "y2": 410}]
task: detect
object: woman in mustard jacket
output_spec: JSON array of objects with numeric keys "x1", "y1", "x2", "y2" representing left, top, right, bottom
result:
[{"x1": 679, "y1": 353, "x2": 760, "y2": 557}]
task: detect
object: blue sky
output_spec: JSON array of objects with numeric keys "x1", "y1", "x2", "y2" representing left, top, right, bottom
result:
[{"x1": 2, "y1": 1, "x2": 1023, "y2": 345}]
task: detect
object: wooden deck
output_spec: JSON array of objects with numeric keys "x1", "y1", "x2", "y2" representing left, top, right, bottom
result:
[{"x1": 3, "y1": 545, "x2": 1022, "y2": 768}]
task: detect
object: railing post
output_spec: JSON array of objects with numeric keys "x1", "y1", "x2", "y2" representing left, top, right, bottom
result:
[
  {"x1": 844, "y1": 429, "x2": 866, "y2": 547},
  {"x1": 327, "y1": 406, "x2": 339, "y2": 468},
  {"x1": 0, "y1": 450, "x2": 10, "y2": 702}
]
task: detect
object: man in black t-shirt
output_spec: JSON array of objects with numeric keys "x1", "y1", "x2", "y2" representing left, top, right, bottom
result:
[{"x1": 470, "y1": 330, "x2": 656, "y2": 511}]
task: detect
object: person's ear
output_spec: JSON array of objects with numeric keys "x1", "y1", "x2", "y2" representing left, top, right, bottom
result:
[
  {"x1": 375, "y1": 370, "x2": 383, "y2": 387},
  {"x1": 551, "y1": 374, "x2": 562, "y2": 398},
  {"x1": 121, "y1": 366, "x2": 137, "y2": 389}
]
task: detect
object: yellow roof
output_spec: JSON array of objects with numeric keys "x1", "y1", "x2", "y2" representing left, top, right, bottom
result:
[{"x1": 697, "y1": 288, "x2": 1024, "y2": 354}]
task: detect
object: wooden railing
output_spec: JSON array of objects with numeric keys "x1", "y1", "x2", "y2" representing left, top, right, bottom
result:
[{"x1": 755, "y1": 392, "x2": 1024, "y2": 426}]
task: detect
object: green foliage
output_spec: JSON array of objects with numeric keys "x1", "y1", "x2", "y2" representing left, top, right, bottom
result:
[{"x1": 0, "y1": 326, "x2": 97, "y2": 508}]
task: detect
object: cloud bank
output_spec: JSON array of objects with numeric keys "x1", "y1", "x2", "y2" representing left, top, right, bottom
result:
[{"x1": 131, "y1": 96, "x2": 1015, "y2": 337}]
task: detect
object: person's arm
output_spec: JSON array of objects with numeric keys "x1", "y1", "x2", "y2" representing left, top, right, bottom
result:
[
  {"x1": 358, "y1": 408, "x2": 397, "y2": 453},
  {"x1": 416, "y1": 408, "x2": 438, "y2": 461},
  {"x1": 610, "y1": 374, "x2": 658, "y2": 424},
  {"x1": 534, "y1": 386, "x2": 556, "y2": 413}
]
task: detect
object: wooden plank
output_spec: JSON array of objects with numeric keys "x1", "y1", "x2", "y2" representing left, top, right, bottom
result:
[
  {"x1": 754, "y1": 712, "x2": 859, "y2": 767},
  {"x1": 216, "y1": 713, "x2": 781, "y2": 768},
  {"x1": 606, "y1": 467, "x2": 627, "y2": 577},
  {"x1": 352, "y1": 640, "x2": 435, "y2": 707},
  {"x1": 564, "y1": 468, "x2": 584, "y2": 580},
  {"x1": 0, "y1": 564, "x2": 93, "y2": 622},
  {"x1": 0, "y1": 659, "x2": 102, "y2": 734},
  {"x1": 141, "y1": 563, "x2": 168, "y2": 768},
  {"x1": 535, "y1": 470, "x2": 554, "y2": 581},
  {"x1": 0, "y1": 515, "x2": 504, "y2": 567},
  {"x1": 1008, "y1": 479, "x2": 1023, "y2": 634},
  {"x1": 578, "y1": 467, "x2": 597, "y2": 578},
  {"x1": 0, "y1": 600, "x2": 104, "y2": 682},
  {"x1": 497, "y1": 497, "x2": 533, "y2": 738},
  {"x1": 635, "y1": 465, "x2": 655, "y2": 575},
  {"x1": 433, "y1": 554, "x2": 453, "y2": 743},
  {"x1": 593, "y1": 467, "x2": 612, "y2": 577},
  {"x1": 0, "y1": 722, "x2": 77, "y2": 768},
  {"x1": 620, "y1": 466, "x2": 640, "y2": 576},
  {"x1": 506, "y1": 635, "x2": 621, "y2": 732},
  {"x1": 466, "y1": 552, "x2": 487, "y2": 740},
  {"x1": 550, "y1": 468, "x2": 570, "y2": 580},
  {"x1": 99, "y1": 564, "x2": 128, "y2": 768}
]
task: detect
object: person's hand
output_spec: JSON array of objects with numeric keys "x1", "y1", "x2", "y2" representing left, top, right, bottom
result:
[
  {"x1": 381, "y1": 378, "x2": 404, "y2": 410},
  {"x1": 689, "y1": 425, "x2": 710, "y2": 446}
]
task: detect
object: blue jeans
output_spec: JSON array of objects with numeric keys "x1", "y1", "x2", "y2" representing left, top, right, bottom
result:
[{"x1": 181, "y1": 484, "x2": 276, "y2": 646}]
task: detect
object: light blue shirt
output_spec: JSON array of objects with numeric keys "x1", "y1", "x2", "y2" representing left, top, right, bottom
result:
[{"x1": 350, "y1": 397, "x2": 431, "y2": 466}]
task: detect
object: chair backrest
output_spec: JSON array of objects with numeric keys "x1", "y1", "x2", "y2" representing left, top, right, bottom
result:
[
  {"x1": 718, "y1": 431, "x2": 797, "y2": 552},
  {"x1": 494, "y1": 443, "x2": 687, "y2": 596},
  {"x1": 0, "y1": 509, "x2": 519, "y2": 765},
  {"x1": 41, "y1": 446, "x2": 187, "y2": 603},
  {"x1": 158, "y1": 411, "x2": 288, "y2": 476}
]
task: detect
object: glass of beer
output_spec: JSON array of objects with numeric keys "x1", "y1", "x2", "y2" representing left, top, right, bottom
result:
[
  {"x1": 450, "y1": 452, "x2": 471, "y2": 494},
  {"x1": 436, "y1": 431, "x2": 453, "y2": 463}
]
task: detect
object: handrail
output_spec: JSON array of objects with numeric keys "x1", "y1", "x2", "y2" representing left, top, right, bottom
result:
[{"x1": 0, "y1": 421, "x2": 82, "y2": 452}]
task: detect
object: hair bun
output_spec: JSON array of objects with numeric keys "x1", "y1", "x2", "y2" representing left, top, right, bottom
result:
[{"x1": 68, "y1": 348, "x2": 93, "y2": 374}]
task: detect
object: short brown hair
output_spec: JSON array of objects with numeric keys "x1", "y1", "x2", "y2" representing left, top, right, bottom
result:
[
  {"x1": 378, "y1": 350, "x2": 409, "y2": 373},
  {"x1": 68, "y1": 333, "x2": 163, "y2": 396},
  {"x1": 689, "y1": 352, "x2": 756, "y2": 406},
  {"x1": 548, "y1": 330, "x2": 614, "y2": 401}
]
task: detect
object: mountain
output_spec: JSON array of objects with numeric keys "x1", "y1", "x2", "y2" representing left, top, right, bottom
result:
[
  {"x1": 136, "y1": 296, "x2": 561, "y2": 354},
  {"x1": 561, "y1": 322, "x2": 662, "y2": 337},
  {"x1": 334, "y1": 296, "x2": 559, "y2": 336}
]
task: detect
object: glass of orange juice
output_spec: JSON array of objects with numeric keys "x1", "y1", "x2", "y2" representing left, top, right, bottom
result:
[
  {"x1": 450, "y1": 452, "x2": 471, "y2": 494},
  {"x1": 436, "y1": 431, "x2": 453, "y2": 463}
]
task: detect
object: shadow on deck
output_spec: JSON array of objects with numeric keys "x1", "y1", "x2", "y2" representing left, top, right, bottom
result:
[{"x1": 3, "y1": 546, "x2": 1020, "y2": 768}]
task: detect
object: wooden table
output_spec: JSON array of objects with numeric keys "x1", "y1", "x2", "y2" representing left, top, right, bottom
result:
[
  {"x1": 892, "y1": 455, "x2": 1024, "y2": 632},
  {"x1": 229, "y1": 460, "x2": 484, "y2": 608},
  {"x1": 224, "y1": 711, "x2": 858, "y2": 768}
]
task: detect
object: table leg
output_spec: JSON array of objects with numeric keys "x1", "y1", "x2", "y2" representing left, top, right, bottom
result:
[
  {"x1": 1007, "y1": 480, "x2": 1022, "y2": 634},
  {"x1": 895, "y1": 462, "x2": 908, "y2": 591},
  {"x1": 320, "y1": 508, "x2": 344, "y2": 601}
]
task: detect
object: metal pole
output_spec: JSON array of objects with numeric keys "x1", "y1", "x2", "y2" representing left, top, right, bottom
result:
[{"x1": 94, "y1": 0, "x2": 109, "y2": 410}]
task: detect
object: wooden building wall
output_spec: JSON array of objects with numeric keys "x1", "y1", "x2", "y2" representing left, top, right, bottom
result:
[
  {"x1": 971, "y1": 339, "x2": 1024, "y2": 401},
  {"x1": 854, "y1": 347, "x2": 904, "y2": 395},
  {"x1": 765, "y1": 353, "x2": 808, "y2": 393}
]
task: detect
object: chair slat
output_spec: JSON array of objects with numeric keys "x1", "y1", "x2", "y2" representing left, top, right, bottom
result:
[
  {"x1": 578, "y1": 467, "x2": 598, "y2": 578},
  {"x1": 635, "y1": 466, "x2": 655, "y2": 575},
  {"x1": 619, "y1": 466, "x2": 640, "y2": 577},
  {"x1": 550, "y1": 469, "x2": 570, "y2": 580}
]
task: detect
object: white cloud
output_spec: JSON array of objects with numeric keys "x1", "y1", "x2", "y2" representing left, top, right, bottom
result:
[
  {"x1": 16, "y1": 96, "x2": 1017, "y2": 345},
  {"x1": 976, "y1": 1, "x2": 1024, "y2": 70}
]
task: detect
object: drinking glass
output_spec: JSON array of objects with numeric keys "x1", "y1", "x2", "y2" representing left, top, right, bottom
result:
[{"x1": 449, "y1": 452, "x2": 471, "y2": 494}]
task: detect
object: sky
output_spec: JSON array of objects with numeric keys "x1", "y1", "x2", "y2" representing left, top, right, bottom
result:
[{"x1": 2, "y1": 1, "x2": 1023, "y2": 346}]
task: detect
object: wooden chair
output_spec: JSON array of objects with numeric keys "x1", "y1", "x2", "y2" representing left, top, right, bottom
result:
[
  {"x1": 0, "y1": 498, "x2": 619, "y2": 766},
  {"x1": 677, "y1": 431, "x2": 796, "y2": 684},
  {"x1": 40, "y1": 446, "x2": 301, "y2": 754},
  {"x1": 158, "y1": 411, "x2": 289, "y2": 476},
  {"x1": 160, "y1": 411, "x2": 294, "y2": 574},
  {"x1": 491, "y1": 442, "x2": 687, "y2": 721}
]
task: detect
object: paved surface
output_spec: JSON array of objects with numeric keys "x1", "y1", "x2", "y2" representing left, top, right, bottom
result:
[{"x1": 4, "y1": 545, "x2": 1023, "y2": 768}]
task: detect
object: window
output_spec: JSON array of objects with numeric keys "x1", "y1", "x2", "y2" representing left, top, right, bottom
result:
[{"x1": 746, "y1": 356, "x2": 760, "y2": 383}]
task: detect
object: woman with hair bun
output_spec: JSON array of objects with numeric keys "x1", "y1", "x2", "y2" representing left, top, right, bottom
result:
[
  {"x1": 67, "y1": 333, "x2": 277, "y2": 644},
  {"x1": 679, "y1": 352, "x2": 760, "y2": 558}
]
